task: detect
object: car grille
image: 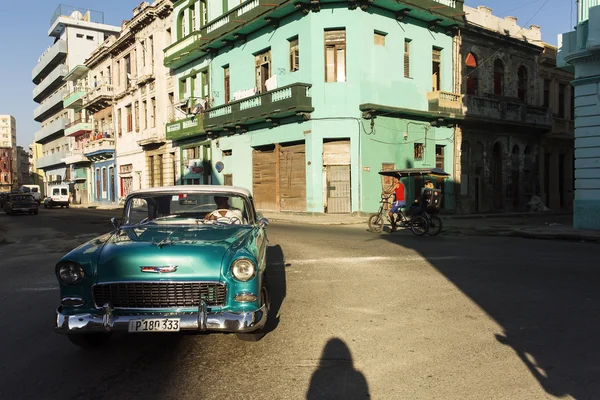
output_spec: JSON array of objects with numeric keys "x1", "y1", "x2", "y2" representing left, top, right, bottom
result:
[{"x1": 93, "y1": 282, "x2": 227, "y2": 308}]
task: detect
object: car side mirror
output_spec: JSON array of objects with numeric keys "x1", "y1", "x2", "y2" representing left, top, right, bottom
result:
[
  {"x1": 258, "y1": 218, "x2": 269, "y2": 228},
  {"x1": 111, "y1": 217, "x2": 121, "y2": 230}
]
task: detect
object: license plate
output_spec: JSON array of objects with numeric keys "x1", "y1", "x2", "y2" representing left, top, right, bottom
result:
[{"x1": 128, "y1": 318, "x2": 180, "y2": 332}]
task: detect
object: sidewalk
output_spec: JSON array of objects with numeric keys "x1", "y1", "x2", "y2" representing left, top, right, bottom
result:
[{"x1": 260, "y1": 211, "x2": 600, "y2": 243}]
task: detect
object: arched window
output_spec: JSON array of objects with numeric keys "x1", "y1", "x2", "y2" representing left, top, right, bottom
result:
[
  {"x1": 465, "y1": 53, "x2": 478, "y2": 95},
  {"x1": 518, "y1": 66, "x2": 528, "y2": 102},
  {"x1": 494, "y1": 59, "x2": 504, "y2": 95}
]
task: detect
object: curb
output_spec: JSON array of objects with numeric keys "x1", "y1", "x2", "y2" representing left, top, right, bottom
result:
[
  {"x1": 265, "y1": 217, "x2": 367, "y2": 226},
  {"x1": 441, "y1": 211, "x2": 572, "y2": 220},
  {"x1": 442, "y1": 227, "x2": 600, "y2": 243}
]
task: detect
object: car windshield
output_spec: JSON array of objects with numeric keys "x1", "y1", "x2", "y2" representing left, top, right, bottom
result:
[{"x1": 123, "y1": 191, "x2": 252, "y2": 226}]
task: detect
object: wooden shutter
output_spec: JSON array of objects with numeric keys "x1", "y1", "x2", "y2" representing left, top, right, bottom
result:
[{"x1": 404, "y1": 40, "x2": 410, "y2": 78}]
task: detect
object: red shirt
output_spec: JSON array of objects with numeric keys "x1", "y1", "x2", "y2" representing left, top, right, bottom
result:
[{"x1": 394, "y1": 182, "x2": 405, "y2": 202}]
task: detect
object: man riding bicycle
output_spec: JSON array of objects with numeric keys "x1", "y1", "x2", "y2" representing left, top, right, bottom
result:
[{"x1": 385, "y1": 177, "x2": 406, "y2": 232}]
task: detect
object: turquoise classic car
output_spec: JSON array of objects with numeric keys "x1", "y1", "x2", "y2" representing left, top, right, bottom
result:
[{"x1": 55, "y1": 185, "x2": 270, "y2": 347}]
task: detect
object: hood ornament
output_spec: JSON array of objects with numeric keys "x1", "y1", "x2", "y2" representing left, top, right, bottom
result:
[{"x1": 140, "y1": 266, "x2": 178, "y2": 273}]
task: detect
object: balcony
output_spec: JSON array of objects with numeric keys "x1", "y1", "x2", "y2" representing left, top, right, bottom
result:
[
  {"x1": 83, "y1": 138, "x2": 115, "y2": 160},
  {"x1": 65, "y1": 119, "x2": 92, "y2": 137},
  {"x1": 464, "y1": 95, "x2": 552, "y2": 128},
  {"x1": 36, "y1": 151, "x2": 67, "y2": 169},
  {"x1": 84, "y1": 84, "x2": 113, "y2": 112},
  {"x1": 63, "y1": 148, "x2": 90, "y2": 165},
  {"x1": 34, "y1": 89, "x2": 67, "y2": 123},
  {"x1": 166, "y1": 115, "x2": 204, "y2": 141},
  {"x1": 32, "y1": 40, "x2": 67, "y2": 84},
  {"x1": 34, "y1": 117, "x2": 68, "y2": 143},
  {"x1": 552, "y1": 118, "x2": 575, "y2": 136},
  {"x1": 427, "y1": 91, "x2": 464, "y2": 115},
  {"x1": 164, "y1": 0, "x2": 463, "y2": 68},
  {"x1": 33, "y1": 64, "x2": 68, "y2": 103},
  {"x1": 63, "y1": 86, "x2": 87, "y2": 109},
  {"x1": 203, "y1": 83, "x2": 314, "y2": 133}
]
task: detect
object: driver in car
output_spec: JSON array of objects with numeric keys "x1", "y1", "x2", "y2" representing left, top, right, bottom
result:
[{"x1": 204, "y1": 196, "x2": 244, "y2": 223}]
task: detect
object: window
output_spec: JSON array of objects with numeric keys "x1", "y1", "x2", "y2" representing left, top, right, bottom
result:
[
  {"x1": 517, "y1": 66, "x2": 527, "y2": 102},
  {"x1": 143, "y1": 100, "x2": 147, "y2": 129},
  {"x1": 191, "y1": 5, "x2": 196, "y2": 32},
  {"x1": 289, "y1": 37, "x2": 299, "y2": 72},
  {"x1": 76, "y1": 33, "x2": 84, "y2": 38},
  {"x1": 436, "y1": 145, "x2": 445, "y2": 169},
  {"x1": 558, "y1": 83, "x2": 565, "y2": 118},
  {"x1": 414, "y1": 143, "x2": 424, "y2": 161},
  {"x1": 374, "y1": 31, "x2": 386, "y2": 46},
  {"x1": 223, "y1": 66, "x2": 230, "y2": 104},
  {"x1": 116, "y1": 60, "x2": 120, "y2": 86},
  {"x1": 149, "y1": 36, "x2": 154, "y2": 70},
  {"x1": 134, "y1": 101, "x2": 140, "y2": 131},
  {"x1": 124, "y1": 54, "x2": 131, "y2": 87},
  {"x1": 404, "y1": 39, "x2": 411, "y2": 78},
  {"x1": 141, "y1": 40, "x2": 146, "y2": 67},
  {"x1": 180, "y1": 78, "x2": 187, "y2": 100},
  {"x1": 543, "y1": 79, "x2": 550, "y2": 108},
  {"x1": 224, "y1": 174, "x2": 233, "y2": 186},
  {"x1": 117, "y1": 108, "x2": 122, "y2": 136},
  {"x1": 432, "y1": 47, "x2": 441, "y2": 92},
  {"x1": 255, "y1": 49, "x2": 271, "y2": 93},
  {"x1": 86, "y1": 35, "x2": 94, "y2": 41},
  {"x1": 151, "y1": 97, "x2": 157, "y2": 128},
  {"x1": 325, "y1": 29, "x2": 346, "y2": 82},
  {"x1": 494, "y1": 59, "x2": 504, "y2": 95},
  {"x1": 222, "y1": 149, "x2": 232, "y2": 156},
  {"x1": 465, "y1": 53, "x2": 478, "y2": 95},
  {"x1": 126, "y1": 105, "x2": 132, "y2": 132},
  {"x1": 200, "y1": 0, "x2": 208, "y2": 27}
]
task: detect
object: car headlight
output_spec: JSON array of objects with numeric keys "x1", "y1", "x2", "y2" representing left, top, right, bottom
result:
[
  {"x1": 231, "y1": 258, "x2": 256, "y2": 282},
  {"x1": 57, "y1": 262, "x2": 85, "y2": 285}
]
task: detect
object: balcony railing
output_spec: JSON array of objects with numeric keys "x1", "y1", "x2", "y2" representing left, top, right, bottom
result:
[
  {"x1": 203, "y1": 83, "x2": 313, "y2": 132},
  {"x1": 63, "y1": 148, "x2": 90, "y2": 165},
  {"x1": 34, "y1": 117, "x2": 68, "y2": 143},
  {"x1": 166, "y1": 115, "x2": 204, "y2": 141},
  {"x1": 63, "y1": 86, "x2": 87, "y2": 109},
  {"x1": 83, "y1": 138, "x2": 116, "y2": 157},
  {"x1": 33, "y1": 64, "x2": 68, "y2": 103},
  {"x1": 427, "y1": 91, "x2": 463, "y2": 114},
  {"x1": 464, "y1": 95, "x2": 552, "y2": 127},
  {"x1": 32, "y1": 39, "x2": 67, "y2": 84},
  {"x1": 36, "y1": 151, "x2": 68, "y2": 169},
  {"x1": 65, "y1": 119, "x2": 92, "y2": 137},
  {"x1": 84, "y1": 84, "x2": 113, "y2": 112},
  {"x1": 34, "y1": 89, "x2": 67, "y2": 123}
]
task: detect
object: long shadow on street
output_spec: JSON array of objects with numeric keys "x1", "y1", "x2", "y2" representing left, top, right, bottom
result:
[{"x1": 380, "y1": 230, "x2": 600, "y2": 399}]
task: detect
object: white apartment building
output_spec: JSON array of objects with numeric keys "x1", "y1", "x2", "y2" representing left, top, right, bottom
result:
[
  {"x1": 0, "y1": 115, "x2": 17, "y2": 192},
  {"x1": 32, "y1": 5, "x2": 120, "y2": 195},
  {"x1": 111, "y1": 0, "x2": 176, "y2": 200}
]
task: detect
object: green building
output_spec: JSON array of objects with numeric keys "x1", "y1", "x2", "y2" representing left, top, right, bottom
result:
[{"x1": 164, "y1": 0, "x2": 464, "y2": 213}]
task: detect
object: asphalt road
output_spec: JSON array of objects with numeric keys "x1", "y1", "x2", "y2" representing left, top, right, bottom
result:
[{"x1": 1, "y1": 207, "x2": 599, "y2": 400}]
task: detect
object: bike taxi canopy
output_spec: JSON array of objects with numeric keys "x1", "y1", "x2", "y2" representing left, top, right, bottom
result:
[{"x1": 378, "y1": 168, "x2": 450, "y2": 179}]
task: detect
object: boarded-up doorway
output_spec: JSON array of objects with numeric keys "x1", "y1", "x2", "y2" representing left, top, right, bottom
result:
[
  {"x1": 323, "y1": 139, "x2": 351, "y2": 213},
  {"x1": 253, "y1": 142, "x2": 306, "y2": 212}
]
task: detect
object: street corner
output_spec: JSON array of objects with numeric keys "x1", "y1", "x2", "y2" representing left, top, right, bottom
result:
[{"x1": 509, "y1": 228, "x2": 600, "y2": 244}]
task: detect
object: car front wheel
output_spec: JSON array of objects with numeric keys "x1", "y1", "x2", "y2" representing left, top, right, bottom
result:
[
  {"x1": 67, "y1": 333, "x2": 111, "y2": 348},
  {"x1": 236, "y1": 281, "x2": 270, "y2": 342}
]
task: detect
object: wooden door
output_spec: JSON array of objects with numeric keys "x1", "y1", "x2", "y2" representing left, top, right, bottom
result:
[
  {"x1": 252, "y1": 147, "x2": 277, "y2": 211},
  {"x1": 279, "y1": 143, "x2": 306, "y2": 212}
]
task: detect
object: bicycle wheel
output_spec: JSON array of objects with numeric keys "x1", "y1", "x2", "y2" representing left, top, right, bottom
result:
[
  {"x1": 368, "y1": 213, "x2": 384, "y2": 233},
  {"x1": 410, "y1": 215, "x2": 428, "y2": 236},
  {"x1": 427, "y1": 215, "x2": 443, "y2": 236}
]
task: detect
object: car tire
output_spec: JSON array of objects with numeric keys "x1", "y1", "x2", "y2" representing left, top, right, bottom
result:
[
  {"x1": 66, "y1": 203, "x2": 69, "y2": 208},
  {"x1": 236, "y1": 281, "x2": 270, "y2": 342},
  {"x1": 67, "y1": 333, "x2": 111, "y2": 348}
]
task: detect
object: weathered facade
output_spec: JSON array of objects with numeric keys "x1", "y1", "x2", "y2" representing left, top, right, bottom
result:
[
  {"x1": 455, "y1": 6, "x2": 552, "y2": 213},
  {"x1": 0, "y1": 147, "x2": 13, "y2": 193},
  {"x1": 164, "y1": 0, "x2": 465, "y2": 214},
  {"x1": 538, "y1": 43, "x2": 575, "y2": 211},
  {"x1": 16, "y1": 146, "x2": 31, "y2": 186},
  {"x1": 0, "y1": 115, "x2": 17, "y2": 191}
]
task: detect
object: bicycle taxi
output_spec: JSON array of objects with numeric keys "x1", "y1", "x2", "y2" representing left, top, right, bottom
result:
[{"x1": 368, "y1": 167, "x2": 450, "y2": 236}]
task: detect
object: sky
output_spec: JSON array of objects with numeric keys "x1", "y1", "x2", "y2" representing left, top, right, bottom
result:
[{"x1": 0, "y1": 0, "x2": 576, "y2": 149}]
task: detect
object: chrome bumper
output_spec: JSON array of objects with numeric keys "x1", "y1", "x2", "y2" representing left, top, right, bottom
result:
[{"x1": 56, "y1": 301, "x2": 267, "y2": 334}]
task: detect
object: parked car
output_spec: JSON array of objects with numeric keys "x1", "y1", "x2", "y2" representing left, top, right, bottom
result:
[
  {"x1": 3, "y1": 193, "x2": 39, "y2": 215},
  {"x1": 0, "y1": 193, "x2": 8, "y2": 208},
  {"x1": 44, "y1": 185, "x2": 70, "y2": 208},
  {"x1": 54, "y1": 185, "x2": 270, "y2": 347},
  {"x1": 19, "y1": 185, "x2": 42, "y2": 205}
]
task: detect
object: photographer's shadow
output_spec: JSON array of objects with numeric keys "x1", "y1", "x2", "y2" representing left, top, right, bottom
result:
[
  {"x1": 307, "y1": 338, "x2": 370, "y2": 399},
  {"x1": 265, "y1": 244, "x2": 286, "y2": 333}
]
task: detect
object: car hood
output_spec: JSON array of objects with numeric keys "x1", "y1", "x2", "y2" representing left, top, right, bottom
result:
[{"x1": 96, "y1": 226, "x2": 254, "y2": 282}]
